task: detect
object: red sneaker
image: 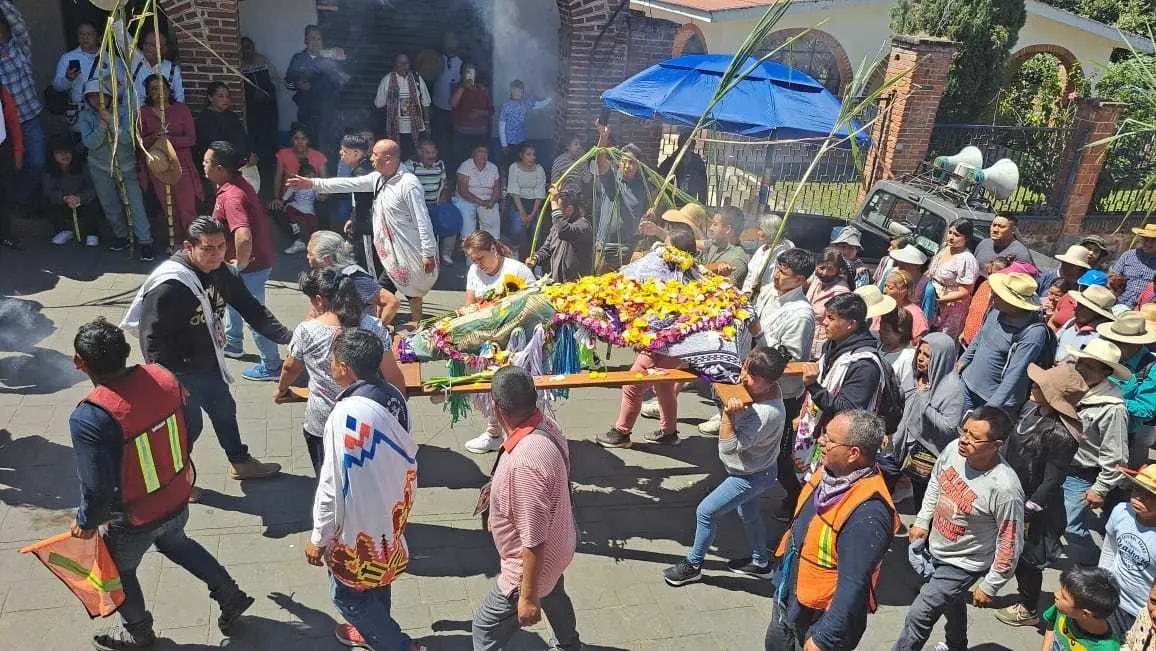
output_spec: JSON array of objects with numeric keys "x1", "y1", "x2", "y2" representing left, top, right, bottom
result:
[{"x1": 334, "y1": 623, "x2": 367, "y2": 648}]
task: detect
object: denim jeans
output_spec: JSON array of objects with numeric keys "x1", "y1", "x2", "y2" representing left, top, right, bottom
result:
[
  {"x1": 1062, "y1": 472, "x2": 1101, "y2": 566},
  {"x1": 89, "y1": 158, "x2": 152, "y2": 243},
  {"x1": 472, "y1": 577, "x2": 581, "y2": 651},
  {"x1": 687, "y1": 466, "x2": 778, "y2": 566},
  {"x1": 176, "y1": 369, "x2": 250, "y2": 463},
  {"x1": 893, "y1": 560, "x2": 985, "y2": 651},
  {"x1": 104, "y1": 508, "x2": 240, "y2": 634},
  {"x1": 224, "y1": 266, "x2": 282, "y2": 368},
  {"x1": 16, "y1": 115, "x2": 45, "y2": 204},
  {"x1": 330, "y1": 576, "x2": 411, "y2": 651}
]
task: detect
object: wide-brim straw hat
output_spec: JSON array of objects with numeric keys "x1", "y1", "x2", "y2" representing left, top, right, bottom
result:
[
  {"x1": 1123, "y1": 465, "x2": 1156, "y2": 495},
  {"x1": 1067, "y1": 338, "x2": 1132, "y2": 381},
  {"x1": 145, "y1": 138, "x2": 183, "y2": 186},
  {"x1": 1055, "y1": 245, "x2": 1094, "y2": 269},
  {"x1": 889, "y1": 244, "x2": 928, "y2": 266},
  {"x1": 1027, "y1": 362, "x2": 1087, "y2": 436},
  {"x1": 1097, "y1": 312, "x2": 1156, "y2": 345},
  {"x1": 989, "y1": 272, "x2": 1041, "y2": 312},
  {"x1": 660, "y1": 209, "x2": 704, "y2": 242},
  {"x1": 1132, "y1": 224, "x2": 1156, "y2": 239},
  {"x1": 854, "y1": 284, "x2": 897, "y2": 319},
  {"x1": 1069, "y1": 285, "x2": 1120, "y2": 321}
]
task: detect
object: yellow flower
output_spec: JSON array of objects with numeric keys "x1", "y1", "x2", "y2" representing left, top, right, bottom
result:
[{"x1": 501, "y1": 274, "x2": 528, "y2": 295}]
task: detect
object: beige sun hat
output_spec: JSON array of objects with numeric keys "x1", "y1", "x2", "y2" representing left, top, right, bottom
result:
[
  {"x1": 831, "y1": 225, "x2": 862, "y2": 248},
  {"x1": 145, "y1": 138, "x2": 183, "y2": 186},
  {"x1": 1122, "y1": 465, "x2": 1156, "y2": 496},
  {"x1": 1067, "y1": 337, "x2": 1132, "y2": 380},
  {"x1": 1069, "y1": 285, "x2": 1120, "y2": 321},
  {"x1": 1131, "y1": 224, "x2": 1156, "y2": 238},
  {"x1": 1097, "y1": 312, "x2": 1156, "y2": 345},
  {"x1": 855, "y1": 284, "x2": 898, "y2": 319},
  {"x1": 1027, "y1": 362, "x2": 1088, "y2": 436},
  {"x1": 1055, "y1": 245, "x2": 1094, "y2": 269},
  {"x1": 988, "y1": 272, "x2": 1041, "y2": 312},
  {"x1": 889, "y1": 244, "x2": 928, "y2": 266},
  {"x1": 660, "y1": 209, "x2": 704, "y2": 242}
]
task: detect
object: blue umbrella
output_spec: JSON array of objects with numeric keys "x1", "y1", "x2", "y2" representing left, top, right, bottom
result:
[{"x1": 601, "y1": 54, "x2": 868, "y2": 145}]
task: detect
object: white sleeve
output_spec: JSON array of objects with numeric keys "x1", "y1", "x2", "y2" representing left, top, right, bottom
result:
[
  {"x1": 310, "y1": 409, "x2": 343, "y2": 546},
  {"x1": 373, "y1": 75, "x2": 389, "y2": 109},
  {"x1": 312, "y1": 173, "x2": 379, "y2": 194},
  {"x1": 170, "y1": 62, "x2": 186, "y2": 103},
  {"x1": 406, "y1": 177, "x2": 438, "y2": 257},
  {"x1": 499, "y1": 120, "x2": 508, "y2": 148},
  {"x1": 53, "y1": 53, "x2": 73, "y2": 91}
]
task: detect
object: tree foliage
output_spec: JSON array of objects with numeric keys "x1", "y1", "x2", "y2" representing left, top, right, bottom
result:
[
  {"x1": 892, "y1": 0, "x2": 1027, "y2": 122},
  {"x1": 1042, "y1": 0, "x2": 1153, "y2": 34},
  {"x1": 1096, "y1": 51, "x2": 1156, "y2": 128},
  {"x1": 997, "y1": 54, "x2": 1072, "y2": 126}
]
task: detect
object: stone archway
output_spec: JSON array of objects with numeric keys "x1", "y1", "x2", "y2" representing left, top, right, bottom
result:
[
  {"x1": 672, "y1": 23, "x2": 708, "y2": 57},
  {"x1": 761, "y1": 28, "x2": 854, "y2": 96},
  {"x1": 1006, "y1": 43, "x2": 1083, "y2": 98}
]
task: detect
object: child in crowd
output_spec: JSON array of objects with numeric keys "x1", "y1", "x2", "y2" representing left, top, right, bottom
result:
[
  {"x1": 527, "y1": 185, "x2": 592, "y2": 283},
  {"x1": 43, "y1": 140, "x2": 100, "y2": 247},
  {"x1": 283, "y1": 161, "x2": 319, "y2": 255},
  {"x1": 1041, "y1": 566, "x2": 1122, "y2": 651},
  {"x1": 663, "y1": 346, "x2": 790, "y2": 586},
  {"x1": 880, "y1": 307, "x2": 917, "y2": 398},
  {"x1": 497, "y1": 79, "x2": 551, "y2": 168},
  {"x1": 1043, "y1": 277, "x2": 1071, "y2": 326}
]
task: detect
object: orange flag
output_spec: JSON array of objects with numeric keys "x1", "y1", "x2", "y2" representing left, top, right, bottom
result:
[{"x1": 20, "y1": 532, "x2": 124, "y2": 618}]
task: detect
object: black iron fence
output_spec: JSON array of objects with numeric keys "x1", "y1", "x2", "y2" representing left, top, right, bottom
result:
[
  {"x1": 1090, "y1": 131, "x2": 1156, "y2": 216},
  {"x1": 927, "y1": 123, "x2": 1076, "y2": 217}
]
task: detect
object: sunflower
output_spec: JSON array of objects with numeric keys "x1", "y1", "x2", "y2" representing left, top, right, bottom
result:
[{"x1": 501, "y1": 274, "x2": 528, "y2": 295}]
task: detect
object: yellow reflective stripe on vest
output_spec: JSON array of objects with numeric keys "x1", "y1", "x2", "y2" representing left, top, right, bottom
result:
[
  {"x1": 165, "y1": 414, "x2": 183, "y2": 473},
  {"x1": 815, "y1": 522, "x2": 836, "y2": 568},
  {"x1": 134, "y1": 432, "x2": 161, "y2": 493},
  {"x1": 47, "y1": 552, "x2": 123, "y2": 592}
]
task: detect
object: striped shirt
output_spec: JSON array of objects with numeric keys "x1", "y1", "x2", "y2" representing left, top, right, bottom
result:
[
  {"x1": 489, "y1": 413, "x2": 576, "y2": 599},
  {"x1": 404, "y1": 159, "x2": 446, "y2": 204},
  {"x1": 0, "y1": 15, "x2": 41, "y2": 122}
]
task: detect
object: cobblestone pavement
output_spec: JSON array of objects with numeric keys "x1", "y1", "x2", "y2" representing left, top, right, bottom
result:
[{"x1": 1, "y1": 236, "x2": 1054, "y2": 650}]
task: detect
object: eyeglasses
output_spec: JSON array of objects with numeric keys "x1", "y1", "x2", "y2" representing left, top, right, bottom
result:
[{"x1": 957, "y1": 427, "x2": 998, "y2": 446}]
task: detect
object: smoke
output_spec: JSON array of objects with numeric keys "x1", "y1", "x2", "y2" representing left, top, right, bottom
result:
[
  {"x1": 476, "y1": 0, "x2": 560, "y2": 140},
  {"x1": 0, "y1": 298, "x2": 85, "y2": 394},
  {"x1": 0, "y1": 298, "x2": 55, "y2": 352}
]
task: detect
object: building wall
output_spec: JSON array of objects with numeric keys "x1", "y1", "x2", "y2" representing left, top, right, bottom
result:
[
  {"x1": 238, "y1": 0, "x2": 316, "y2": 132},
  {"x1": 11, "y1": 0, "x2": 65, "y2": 94},
  {"x1": 1014, "y1": 12, "x2": 1115, "y2": 81},
  {"x1": 493, "y1": 0, "x2": 560, "y2": 141}
]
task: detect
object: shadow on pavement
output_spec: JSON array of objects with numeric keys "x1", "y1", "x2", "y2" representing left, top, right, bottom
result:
[
  {"x1": 196, "y1": 473, "x2": 317, "y2": 539},
  {"x1": 416, "y1": 444, "x2": 489, "y2": 489},
  {"x1": 0, "y1": 433, "x2": 81, "y2": 511}
]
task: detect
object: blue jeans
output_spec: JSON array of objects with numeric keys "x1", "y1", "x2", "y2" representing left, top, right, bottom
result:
[
  {"x1": 330, "y1": 576, "x2": 411, "y2": 651},
  {"x1": 176, "y1": 369, "x2": 249, "y2": 463},
  {"x1": 16, "y1": 115, "x2": 45, "y2": 203},
  {"x1": 105, "y1": 507, "x2": 240, "y2": 634},
  {"x1": 687, "y1": 466, "x2": 777, "y2": 566},
  {"x1": 1062, "y1": 472, "x2": 1101, "y2": 565},
  {"x1": 89, "y1": 157, "x2": 152, "y2": 243},
  {"x1": 224, "y1": 266, "x2": 281, "y2": 368}
]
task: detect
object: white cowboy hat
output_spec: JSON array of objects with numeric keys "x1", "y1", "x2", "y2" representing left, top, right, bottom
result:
[
  {"x1": 1055, "y1": 245, "x2": 1094, "y2": 269},
  {"x1": 1069, "y1": 285, "x2": 1120, "y2": 322},
  {"x1": 1067, "y1": 337, "x2": 1132, "y2": 381},
  {"x1": 889, "y1": 244, "x2": 928, "y2": 266},
  {"x1": 1097, "y1": 312, "x2": 1156, "y2": 345},
  {"x1": 854, "y1": 284, "x2": 897, "y2": 319},
  {"x1": 831, "y1": 225, "x2": 862, "y2": 248},
  {"x1": 988, "y1": 272, "x2": 1040, "y2": 312}
]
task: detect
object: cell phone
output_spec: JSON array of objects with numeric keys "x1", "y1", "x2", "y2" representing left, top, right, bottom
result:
[
  {"x1": 598, "y1": 107, "x2": 611, "y2": 127},
  {"x1": 69, "y1": 59, "x2": 81, "y2": 72}
]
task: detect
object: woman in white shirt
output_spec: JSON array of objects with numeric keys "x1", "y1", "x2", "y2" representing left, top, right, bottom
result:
[
  {"x1": 462, "y1": 230, "x2": 536, "y2": 305},
  {"x1": 132, "y1": 31, "x2": 185, "y2": 107},
  {"x1": 453, "y1": 144, "x2": 502, "y2": 241},
  {"x1": 506, "y1": 143, "x2": 547, "y2": 258},
  {"x1": 879, "y1": 306, "x2": 917, "y2": 398}
]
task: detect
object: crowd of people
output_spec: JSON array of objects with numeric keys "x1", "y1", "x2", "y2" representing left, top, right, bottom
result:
[{"x1": 19, "y1": 6, "x2": 1156, "y2": 651}]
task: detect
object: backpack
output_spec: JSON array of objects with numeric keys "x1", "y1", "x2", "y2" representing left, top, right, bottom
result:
[{"x1": 870, "y1": 351, "x2": 906, "y2": 435}]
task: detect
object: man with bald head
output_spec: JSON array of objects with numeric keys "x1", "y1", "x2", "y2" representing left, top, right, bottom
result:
[{"x1": 288, "y1": 139, "x2": 438, "y2": 326}]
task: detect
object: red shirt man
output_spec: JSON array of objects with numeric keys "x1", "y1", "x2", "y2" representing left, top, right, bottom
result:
[{"x1": 212, "y1": 174, "x2": 274, "y2": 273}]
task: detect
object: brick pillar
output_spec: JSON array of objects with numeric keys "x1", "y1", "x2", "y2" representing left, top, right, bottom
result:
[
  {"x1": 859, "y1": 36, "x2": 958, "y2": 200},
  {"x1": 159, "y1": 0, "x2": 243, "y2": 113},
  {"x1": 1058, "y1": 99, "x2": 1126, "y2": 234},
  {"x1": 556, "y1": 2, "x2": 678, "y2": 162}
]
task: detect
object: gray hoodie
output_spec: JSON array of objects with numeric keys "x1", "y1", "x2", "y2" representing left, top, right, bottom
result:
[
  {"x1": 719, "y1": 398, "x2": 784, "y2": 475},
  {"x1": 893, "y1": 332, "x2": 965, "y2": 456},
  {"x1": 1073, "y1": 379, "x2": 1129, "y2": 496}
]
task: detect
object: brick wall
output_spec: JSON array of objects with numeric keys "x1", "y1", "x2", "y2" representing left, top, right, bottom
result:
[
  {"x1": 159, "y1": 0, "x2": 242, "y2": 111},
  {"x1": 1057, "y1": 99, "x2": 1126, "y2": 235}
]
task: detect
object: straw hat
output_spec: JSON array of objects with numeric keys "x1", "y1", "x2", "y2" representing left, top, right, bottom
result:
[
  {"x1": 1122, "y1": 465, "x2": 1156, "y2": 496},
  {"x1": 1141, "y1": 303, "x2": 1156, "y2": 325},
  {"x1": 145, "y1": 138, "x2": 183, "y2": 186},
  {"x1": 989, "y1": 272, "x2": 1041, "y2": 312},
  {"x1": 889, "y1": 245, "x2": 928, "y2": 266},
  {"x1": 1097, "y1": 312, "x2": 1156, "y2": 345},
  {"x1": 660, "y1": 209, "x2": 704, "y2": 242},
  {"x1": 1027, "y1": 362, "x2": 1088, "y2": 436},
  {"x1": 681, "y1": 203, "x2": 709, "y2": 235},
  {"x1": 1067, "y1": 337, "x2": 1132, "y2": 380},
  {"x1": 1069, "y1": 285, "x2": 1120, "y2": 321},
  {"x1": 1055, "y1": 245, "x2": 1094, "y2": 269},
  {"x1": 855, "y1": 284, "x2": 897, "y2": 319},
  {"x1": 1131, "y1": 224, "x2": 1156, "y2": 239},
  {"x1": 831, "y1": 225, "x2": 862, "y2": 248}
]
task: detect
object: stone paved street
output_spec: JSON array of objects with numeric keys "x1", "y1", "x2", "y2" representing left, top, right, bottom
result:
[{"x1": 1, "y1": 237, "x2": 1054, "y2": 650}]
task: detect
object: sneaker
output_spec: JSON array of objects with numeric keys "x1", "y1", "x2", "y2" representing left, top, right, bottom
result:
[
  {"x1": 107, "y1": 237, "x2": 130, "y2": 252},
  {"x1": 92, "y1": 624, "x2": 157, "y2": 650},
  {"x1": 52, "y1": 230, "x2": 74, "y2": 245},
  {"x1": 222, "y1": 344, "x2": 245, "y2": 359},
  {"x1": 85, "y1": 235, "x2": 100, "y2": 247},
  {"x1": 994, "y1": 603, "x2": 1039, "y2": 627},
  {"x1": 727, "y1": 557, "x2": 773, "y2": 579},
  {"x1": 284, "y1": 239, "x2": 307, "y2": 255},
  {"x1": 663, "y1": 560, "x2": 702, "y2": 586},
  {"x1": 465, "y1": 432, "x2": 503, "y2": 454},
  {"x1": 138, "y1": 244, "x2": 155, "y2": 262},
  {"x1": 640, "y1": 399, "x2": 660, "y2": 419},
  {"x1": 217, "y1": 590, "x2": 254, "y2": 635},
  {"x1": 0, "y1": 236, "x2": 23, "y2": 250},
  {"x1": 228, "y1": 457, "x2": 281, "y2": 480},
  {"x1": 597, "y1": 427, "x2": 632, "y2": 449},
  {"x1": 643, "y1": 430, "x2": 679, "y2": 445},
  {"x1": 242, "y1": 363, "x2": 281, "y2": 382},
  {"x1": 698, "y1": 413, "x2": 722, "y2": 435},
  {"x1": 335, "y1": 623, "x2": 367, "y2": 647}
]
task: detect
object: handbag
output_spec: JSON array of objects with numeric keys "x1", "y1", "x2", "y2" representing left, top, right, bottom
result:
[{"x1": 901, "y1": 440, "x2": 938, "y2": 481}]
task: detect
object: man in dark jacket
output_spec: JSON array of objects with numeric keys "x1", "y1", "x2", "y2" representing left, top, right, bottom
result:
[
  {"x1": 338, "y1": 132, "x2": 381, "y2": 278},
  {"x1": 528, "y1": 185, "x2": 592, "y2": 283},
  {"x1": 124, "y1": 216, "x2": 288, "y2": 484},
  {"x1": 284, "y1": 25, "x2": 344, "y2": 166}
]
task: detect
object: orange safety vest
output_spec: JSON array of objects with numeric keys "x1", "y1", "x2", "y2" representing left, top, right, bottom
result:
[
  {"x1": 774, "y1": 467, "x2": 899, "y2": 612},
  {"x1": 83, "y1": 364, "x2": 192, "y2": 528}
]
